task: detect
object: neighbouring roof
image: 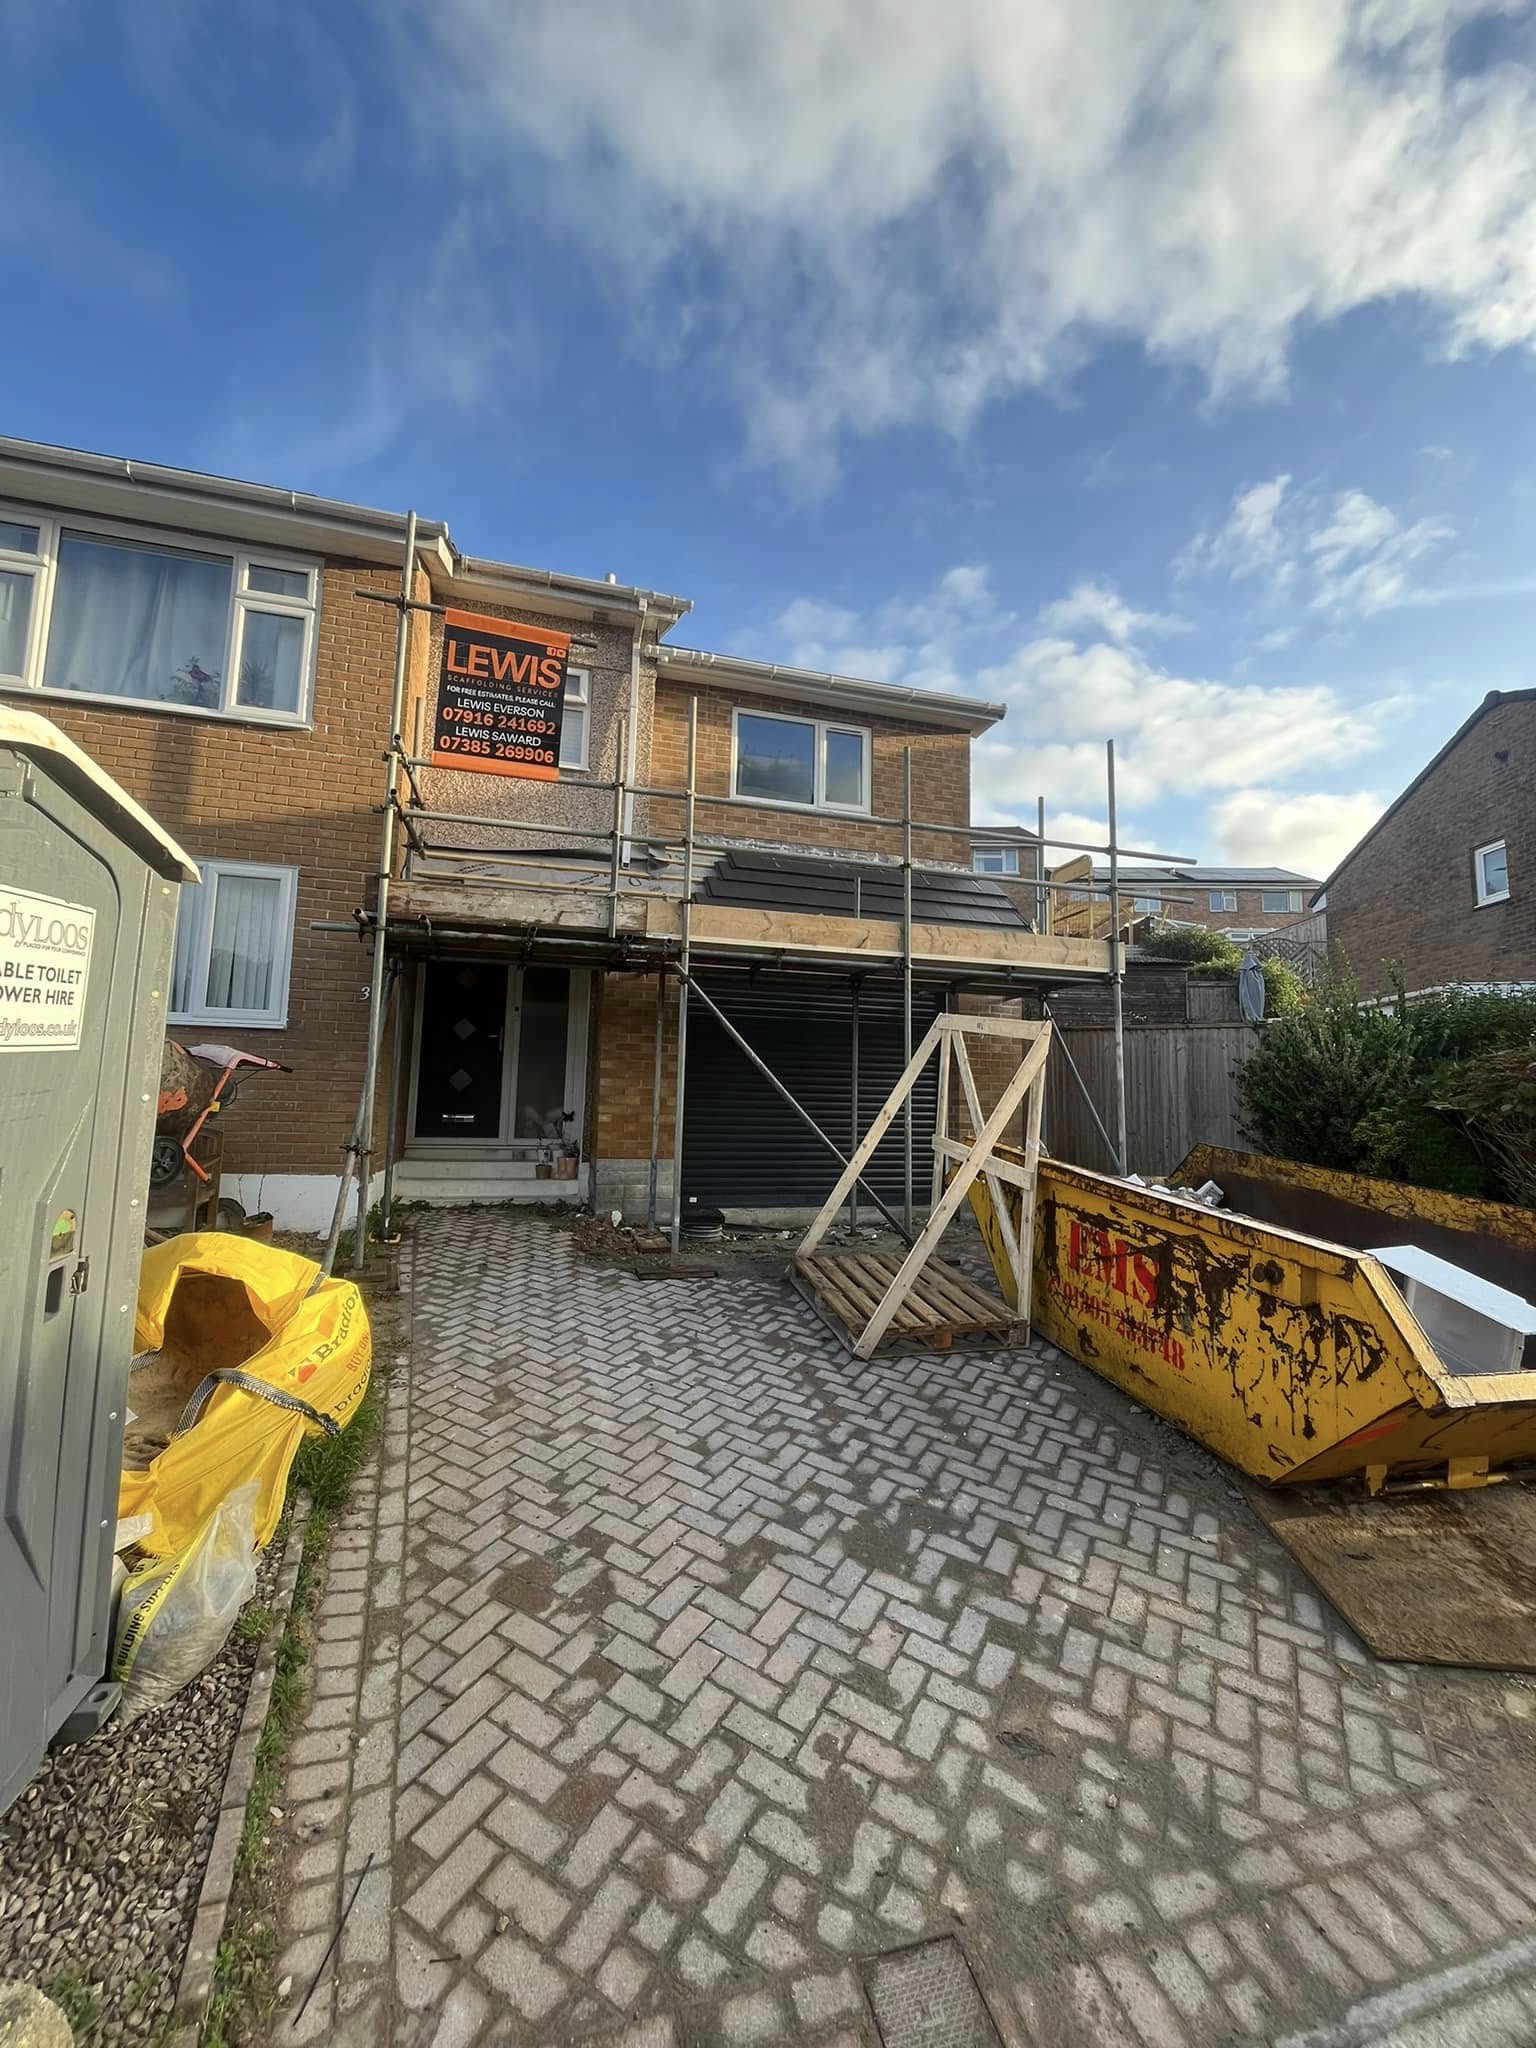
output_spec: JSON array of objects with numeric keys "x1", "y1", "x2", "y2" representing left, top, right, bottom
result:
[
  {"x1": 693, "y1": 848, "x2": 1031, "y2": 929},
  {"x1": 1088, "y1": 865, "x2": 1318, "y2": 886},
  {"x1": 1312, "y1": 688, "x2": 1536, "y2": 904},
  {"x1": 656, "y1": 647, "x2": 1006, "y2": 733}
]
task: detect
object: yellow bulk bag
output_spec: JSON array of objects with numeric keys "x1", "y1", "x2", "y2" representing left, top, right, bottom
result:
[{"x1": 118, "y1": 1233, "x2": 371, "y2": 1558}]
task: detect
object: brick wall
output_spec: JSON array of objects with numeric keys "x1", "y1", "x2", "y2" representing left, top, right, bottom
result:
[
  {"x1": 1137, "y1": 888, "x2": 1317, "y2": 934},
  {"x1": 646, "y1": 680, "x2": 973, "y2": 864},
  {"x1": 1326, "y1": 696, "x2": 1536, "y2": 996},
  {"x1": 13, "y1": 556, "x2": 399, "y2": 1177}
]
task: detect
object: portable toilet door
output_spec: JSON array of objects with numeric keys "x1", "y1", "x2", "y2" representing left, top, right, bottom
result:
[{"x1": 0, "y1": 708, "x2": 197, "y2": 1814}]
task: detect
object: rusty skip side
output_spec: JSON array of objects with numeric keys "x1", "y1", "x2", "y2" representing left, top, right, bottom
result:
[{"x1": 971, "y1": 1153, "x2": 1536, "y2": 1488}]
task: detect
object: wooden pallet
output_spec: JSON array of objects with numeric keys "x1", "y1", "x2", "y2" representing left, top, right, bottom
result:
[{"x1": 794, "y1": 1250, "x2": 1014, "y2": 1355}]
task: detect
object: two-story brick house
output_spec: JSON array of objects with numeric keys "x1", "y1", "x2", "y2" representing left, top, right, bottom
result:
[
  {"x1": 1316, "y1": 689, "x2": 1534, "y2": 997},
  {"x1": 0, "y1": 436, "x2": 1111, "y2": 1227}
]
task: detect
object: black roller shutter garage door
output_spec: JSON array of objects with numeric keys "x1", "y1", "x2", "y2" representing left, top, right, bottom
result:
[{"x1": 681, "y1": 972, "x2": 942, "y2": 1210}]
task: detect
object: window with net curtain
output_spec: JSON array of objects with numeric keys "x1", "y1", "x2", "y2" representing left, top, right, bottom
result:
[{"x1": 171, "y1": 863, "x2": 295, "y2": 1025}]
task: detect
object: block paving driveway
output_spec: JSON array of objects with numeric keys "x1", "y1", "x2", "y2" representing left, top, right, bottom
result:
[{"x1": 267, "y1": 1213, "x2": 1536, "y2": 2048}]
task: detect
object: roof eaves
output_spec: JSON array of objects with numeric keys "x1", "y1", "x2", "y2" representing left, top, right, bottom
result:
[{"x1": 656, "y1": 646, "x2": 1006, "y2": 731}]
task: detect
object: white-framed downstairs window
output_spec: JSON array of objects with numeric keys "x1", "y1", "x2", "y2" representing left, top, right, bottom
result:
[
  {"x1": 731, "y1": 708, "x2": 870, "y2": 813},
  {"x1": 0, "y1": 502, "x2": 319, "y2": 723},
  {"x1": 170, "y1": 860, "x2": 298, "y2": 1028},
  {"x1": 1474, "y1": 839, "x2": 1510, "y2": 906},
  {"x1": 559, "y1": 666, "x2": 590, "y2": 772}
]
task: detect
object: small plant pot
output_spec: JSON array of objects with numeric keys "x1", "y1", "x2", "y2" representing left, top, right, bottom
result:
[
  {"x1": 553, "y1": 1155, "x2": 579, "y2": 1181},
  {"x1": 242, "y1": 1213, "x2": 275, "y2": 1243},
  {"x1": 535, "y1": 1162, "x2": 554, "y2": 1180}
]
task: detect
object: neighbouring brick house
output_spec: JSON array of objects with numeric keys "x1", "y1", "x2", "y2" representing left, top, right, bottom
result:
[
  {"x1": 1060, "y1": 864, "x2": 1320, "y2": 940},
  {"x1": 0, "y1": 436, "x2": 1112, "y2": 1227},
  {"x1": 1317, "y1": 688, "x2": 1535, "y2": 998}
]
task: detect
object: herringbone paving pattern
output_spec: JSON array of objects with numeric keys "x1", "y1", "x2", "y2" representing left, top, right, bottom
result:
[{"x1": 270, "y1": 1213, "x2": 1536, "y2": 2047}]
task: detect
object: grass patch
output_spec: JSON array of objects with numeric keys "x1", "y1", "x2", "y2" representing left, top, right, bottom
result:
[
  {"x1": 229, "y1": 1602, "x2": 275, "y2": 1648},
  {"x1": 200, "y1": 1307, "x2": 392, "y2": 2046},
  {"x1": 49, "y1": 1969, "x2": 102, "y2": 2033}
]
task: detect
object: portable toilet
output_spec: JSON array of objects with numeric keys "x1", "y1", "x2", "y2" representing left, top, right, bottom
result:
[{"x1": 0, "y1": 706, "x2": 197, "y2": 1813}]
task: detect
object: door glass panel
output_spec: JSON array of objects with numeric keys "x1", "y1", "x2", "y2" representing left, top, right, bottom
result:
[{"x1": 514, "y1": 968, "x2": 571, "y2": 1143}]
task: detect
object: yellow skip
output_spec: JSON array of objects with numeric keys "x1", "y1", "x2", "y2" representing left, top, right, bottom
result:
[{"x1": 970, "y1": 1153, "x2": 1536, "y2": 1491}]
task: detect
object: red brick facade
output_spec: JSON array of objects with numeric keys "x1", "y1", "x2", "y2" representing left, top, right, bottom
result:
[{"x1": 1324, "y1": 693, "x2": 1535, "y2": 997}]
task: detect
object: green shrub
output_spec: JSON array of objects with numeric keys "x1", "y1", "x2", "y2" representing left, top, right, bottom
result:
[
  {"x1": 1238, "y1": 974, "x2": 1536, "y2": 1198},
  {"x1": 1140, "y1": 924, "x2": 1242, "y2": 972},
  {"x1": 1237, "y1": 975, "x2": 1415, "y2": 1169},
  {"x1": 1259, "y1": 956, "x2": 1307, "y2": 1017}
]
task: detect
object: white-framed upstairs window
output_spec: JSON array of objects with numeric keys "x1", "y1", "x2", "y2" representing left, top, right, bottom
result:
[
  {"x1": 0, "y1": 503, "x2": 319, "y2": 724},
  {"x1": 170, "y1": 860, "x2": 298, "y2": 1029},
  {"x1": 1474, "y1": 839, "x2": 1510, "y2": 907},
  {"x1": 973, "y1": 846, "x2": 1020, "y2": 875},
  {"x1": 1261, "y1": 889, "x2": 1304, "y2": 914},
  {"x1": 1134, "y1": 893, "x2": 1162, "y2": 915},
  {"x1": 731, "y1": 708, "x2": 870, "y2": 813},
  {"x1": 559, "y1": 666, "x2": 590, "y2": 772},
  {"x1": 1208, "y1": 889, "x2": 1237, "y2": 913}
]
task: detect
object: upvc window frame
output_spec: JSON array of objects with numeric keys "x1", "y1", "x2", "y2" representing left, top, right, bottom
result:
[
  {"x1": 729, "y1": 706, "x2": 872, "y2": 815},
  {"x1": 972, "y1": 846, "x2": 1020, "y2": 875},
  {"x1": 1474, "y1": 839, "x2": 1510, "y2": 908},
  {"x1": 1260, "y1": 889, "x2": 1304, "y2": 914},
  {"x1": 170, "y1": 858, "x2": 298, "y2": 1030},
  {"x1": 1208, "y1": 889, "x2": 1238, "y2": 913},
  {"x1": 559, "y1": 665, "x2": 591, "y2": 773},
  {"x1": 0, "y1": 499, "x2": 320, "y2": 727},
  {"x1": 1134, "y1": 893, "x2": 1162, "y2": 915}
]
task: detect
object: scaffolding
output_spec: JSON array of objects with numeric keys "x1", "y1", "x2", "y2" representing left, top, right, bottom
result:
[{"x1": 336, "y1": 528, "x2": 1195, "y2": 1275}]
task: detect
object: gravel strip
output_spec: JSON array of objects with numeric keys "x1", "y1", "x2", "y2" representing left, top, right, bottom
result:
[{"x1": 0, "y1": 1535, "x2": 285, "y2": 2047}]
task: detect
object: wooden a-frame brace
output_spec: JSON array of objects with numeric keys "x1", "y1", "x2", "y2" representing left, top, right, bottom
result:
[{"x1": 797, "y1": 1015, "x2": 1052, "y2": 1358}]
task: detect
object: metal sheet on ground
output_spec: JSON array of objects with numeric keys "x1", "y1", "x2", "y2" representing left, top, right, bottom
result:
[{"x1": 1248, "y1": 1478, "x2": 1536, "y2": 1670}]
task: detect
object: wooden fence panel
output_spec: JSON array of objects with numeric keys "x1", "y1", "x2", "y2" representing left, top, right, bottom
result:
[{"x1": 1044, "y1": 1024, "x2": 1257, "y2": 1177}]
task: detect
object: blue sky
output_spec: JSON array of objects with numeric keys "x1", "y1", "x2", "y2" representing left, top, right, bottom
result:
[{"x1": 8, "y1": 0, "x2": 1536, "y2": 873}]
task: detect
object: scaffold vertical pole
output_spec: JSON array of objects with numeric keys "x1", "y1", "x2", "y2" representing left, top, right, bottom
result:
[
  {"x1": 669, "y1": 696, "x2": 698, "y2": 1259},
  {"x1": 352, "y1": 508, "x2": 418, "y2": 1275},
  {"x1": 902, "y1": 745, "x2": 914, "y2": 1234}
]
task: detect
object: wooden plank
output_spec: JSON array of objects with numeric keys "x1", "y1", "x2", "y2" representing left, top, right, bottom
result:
[
  {"x1": 679, "y1": 903, "x2": 1111, "y2": 975},
  {"x1": 797, "y1": 1256, "x2": 877, "y2": 1338},
  {"x1": 912, "y1": 1263, "x2": 1001, "y2": 1330},
  {"x1": 931, "y1": 1137, "x2": 1035, "y2": 1189},
  {"x1": 852, "y1": 1032, "x2": 1050, "y2": 1358},
  {"x1": 949, "y1": 1030, "x2": 1027, "y2": 1317},
  {"x1": 800, "y1": 1252, "x2": 928, "y2": 1335},
  {"x1": 843, "y1": 1252, "x2": 935, "y2": 1330},
  {"x1": 926, "y1": 1258, "x2": 1012, "y2": 1324}
]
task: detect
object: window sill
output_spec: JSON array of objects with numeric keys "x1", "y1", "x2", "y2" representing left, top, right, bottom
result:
[
  {"x1": 1474, "y1": 893, "x2": 1511, "y2": 909},
  {"x1": 170, "y1": 1014, "x2": 288, "y2": 1032},
  {"x1": 0, "y1": 680, "x2": 313, "y2": 732},
  {"x1": 726, "y1": 791, "x2": 873, "y2": 820}
]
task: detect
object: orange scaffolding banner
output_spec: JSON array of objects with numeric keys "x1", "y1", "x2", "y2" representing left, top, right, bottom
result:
[{"x1": 430, "y1": 606, "x2": 571, "y2": 780}]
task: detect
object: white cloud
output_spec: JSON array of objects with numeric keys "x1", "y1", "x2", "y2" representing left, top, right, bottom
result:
[
  {"x1": 1036, "y1": 579, "x2": 1184, "y2": 643},
  {"x1": 760, "y1": 565, "x2": 1389, "y2": 861},
  {"x1": 402, "y1": 0, "x2": 1536, "y2": 475},
  {"x1": 1182, "y1": 474, "x2": 1455, "y2": 617},
  {"x1": 1207, "y1": 787, "x2": 1385, "y2": 875}
]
